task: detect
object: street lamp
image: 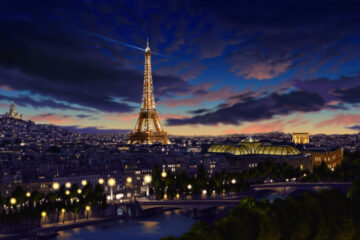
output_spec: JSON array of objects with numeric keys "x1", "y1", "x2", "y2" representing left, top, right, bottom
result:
[
  {"x1": 144, "y1": 175, "x2": 152, "y2": 198},
  {"x1": 61, "y1": 208, "x2": 66, "y2": 223},
  {"x1": 65, "y1": 190, "x2": 70, "y2": 196},
  {"x1": 126, "y1": 177, "x2": 132, "y2": 201},
  {"x1": 41, "y1": 211, "x2": 47, "y2": 224},
  {"x1": 108, "y1": 178, "x2": 116, "y2": 204},
  {"x1": 187, "y1": 184, "x2": 192, "y2": 199},
  {"x1": 161, "y1": 171, "x2": 167, "y2": 199},
  {"x1": 52, "y1": 182, "x2": 60, "y2": 191},
  {"x1": 26, "y1": 192, "x2": 31, "y2": 198},
  {"x1": 231, "y1": 179, "x2": 236, "y2": 184},
  {"x1": 81, "y1": 180, "x2": 87, "y2": 187},
  {"x1": 77, "y1": 189, "x2": 82, "y2": 194},
  {"x1": 65, "y1": 182, "x2": 71, "y2": 188},
  {"x1": 98, "y1": 178, "x2": 104, "y2": 185},
  {"x1": 85, "y1": 205, "x2": 91, "y2": 219}
]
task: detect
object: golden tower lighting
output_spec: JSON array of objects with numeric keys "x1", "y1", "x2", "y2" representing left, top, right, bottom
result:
[{"x1": 128, "y1": 38, "x2": 171, "y2": 145}]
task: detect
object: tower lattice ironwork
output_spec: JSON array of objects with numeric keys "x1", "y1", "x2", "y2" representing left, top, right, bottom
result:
[{"x1": 128, "y1": 39, "x2": 171, "y2": 145}]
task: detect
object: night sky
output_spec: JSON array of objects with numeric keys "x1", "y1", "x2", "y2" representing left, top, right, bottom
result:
[{"x1": 1, "y1": 0, "x2": 360, "y2": 135}]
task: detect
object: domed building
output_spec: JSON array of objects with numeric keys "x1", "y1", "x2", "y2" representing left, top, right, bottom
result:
[
  {"x1": 3, "y1": 101, "x2": 22, "y2": 120},
  {"x1": 208, "y1": 137, "x2": 312, "y2": 172}
]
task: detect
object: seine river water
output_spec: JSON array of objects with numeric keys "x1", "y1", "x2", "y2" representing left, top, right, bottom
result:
[
  {"x1": 55, "y1": 210, "x2": 197, "y2": 240},
  {"x1": 54, "y1": 194, "x2": 285, "y2": 240}
]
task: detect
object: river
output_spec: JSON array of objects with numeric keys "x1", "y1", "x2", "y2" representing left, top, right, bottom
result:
[
  {"x1": 55, "y1": 210, "x2": 197, "y2": 240},
  {"x1": 54, "y1": 194, "x2": 285, "y2": 240}
]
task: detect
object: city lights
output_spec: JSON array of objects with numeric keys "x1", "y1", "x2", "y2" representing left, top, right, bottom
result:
[
  {"x1": 10, "y1": 198, "x2": 16, "y2": 205},
  {"x1": 65, "y1": 182, "x2": 71, "y2": 188},
  {"x1": 52, "y1": 182, "x2": 60, "y2": 190},
  {"x1": 98, "y1": 178, "x2": 104, "y2": 184},
  {"x1": 108, "y1": 178, "x2": 116, "y2": 186},
  {"x1": 81, "y1": 180, "x2": 87, "y2": 186}
]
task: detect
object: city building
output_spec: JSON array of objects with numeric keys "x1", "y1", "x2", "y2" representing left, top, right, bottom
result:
[
  {"x1": 208, "y1": 137, "x2": 312, "y2": 171},
  {"x1": 292, "y1": 132, "x2": 309, "y2": 144},
  {"x1": 304, "y1": 147, "x2": 344, "y2": 171}
]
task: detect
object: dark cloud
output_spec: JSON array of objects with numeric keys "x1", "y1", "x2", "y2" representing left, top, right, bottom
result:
[
  {"x1": 292, "y1": 75, "x2": 360, "y2": 104},
  {"x1": 187, "y1": 108, "x2": 209, "y2": 114},
  {"x1": 0, "y1": 15, "x2": 192, "y2": 113},
  {"x1": 62, "y1": 125, "x2": 130, "y2": 134},
  {"x1": 347, "y1": 125, "x2": 360, "y2": 131},
  {"x1": 0, "y1": 94, "x2": 92, "y2": 112},
  {"x1": 167, "y1": 90, "x2": 324, "y2": 126},
  {"x1": 333, "y1": 86, "x2": 360, "y2": 104},
  {"x1": 168, "y1": 73, "x2": 360, "y2": 126}
]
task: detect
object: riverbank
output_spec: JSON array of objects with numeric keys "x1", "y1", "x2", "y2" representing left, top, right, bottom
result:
[{"x1": 0, "y1": 215, "x2": 124, "y2": 240}]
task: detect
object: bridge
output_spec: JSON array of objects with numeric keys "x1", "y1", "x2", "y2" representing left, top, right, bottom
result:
[
  {"x1": 137, "y1": 199, "x2": 240, "y2": 211},
  {"x1": 114, "y1": 182, "x2": 353, "y2": 217},
  {"x1": 251, "y1": 182, "x2": 352, "y2": 195}
]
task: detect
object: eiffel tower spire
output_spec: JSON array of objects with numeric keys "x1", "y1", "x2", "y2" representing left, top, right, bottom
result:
[{"x1": 128, "y1": 39, "x2": 171, "y2": 145}]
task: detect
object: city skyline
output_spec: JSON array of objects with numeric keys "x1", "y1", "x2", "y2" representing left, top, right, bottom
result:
[{"x1": 1, "y1": 1, "x2": 360, "y2": 135}]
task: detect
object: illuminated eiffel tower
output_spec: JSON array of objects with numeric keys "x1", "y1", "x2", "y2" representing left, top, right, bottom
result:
[{"x1": 128, "y1": 39, "x2": 171, "y2": 145}]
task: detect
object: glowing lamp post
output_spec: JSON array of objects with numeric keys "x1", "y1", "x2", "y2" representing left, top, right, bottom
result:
[
  {"x1": 85, "y1": 205, "x2": 91, "y2": 219},
  {"x1": 26, "y1": 192, "x2": 31, "y2": 198},
  {"x1": 231, "y1": 179, "x2": 236, "y2": 184},
  {"x1": 61, "y1": 208, "x2": 66, "y2": 223},
  {"x1": 41, "y1": 211, "x2": 47, "y2": 224},
  {"x1": 77, "y1": 189, "x2": 82, "y2": 194},
  {"x1": 65, "y1": 190, "x2": 70, "y2": 196},
  {"x1": 144, "y1": 175, "x2": 152, "y2": 198},
  {"x1": 187, "y1": 184, "x2": 192, "y2": 199},
  {"x1": 108, "y1": 178, "x2": 116, "y2": 204},
  {"x1": 126, "y1": 177, "x2": 132, "y2": 201},
  {"x1": 161, "y1": 171, "x2": 167, "y2": 199}
]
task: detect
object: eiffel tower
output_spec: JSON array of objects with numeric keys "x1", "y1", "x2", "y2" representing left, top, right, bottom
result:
[{"x1": 128, "y1": 39, "x2": 171, "y2": 145}]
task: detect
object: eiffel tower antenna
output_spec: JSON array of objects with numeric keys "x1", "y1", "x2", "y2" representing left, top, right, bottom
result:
[{"x1": 128, "y1": 38, "x2": 171, "y2": 145}]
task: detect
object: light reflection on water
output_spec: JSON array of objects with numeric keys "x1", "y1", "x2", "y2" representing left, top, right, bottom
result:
[{"x1": 56, "y1": 210, "x2": 196, "y2": 240}]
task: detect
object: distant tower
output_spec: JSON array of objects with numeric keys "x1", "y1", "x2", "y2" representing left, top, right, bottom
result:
[{"x1": 128, "y1": 39, "x2": 171, "y2": 145}]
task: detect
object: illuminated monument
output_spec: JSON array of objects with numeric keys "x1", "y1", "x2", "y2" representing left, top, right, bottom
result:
[
  {"x1": 292, "y1": 132, "x2": 309, "y2": 144},
  {"x1": 3, "y1": 101, "x2": 22, "y2": 120},
  {"x1": 128, "y1": 39, "x2": 171, "y2": 145}
]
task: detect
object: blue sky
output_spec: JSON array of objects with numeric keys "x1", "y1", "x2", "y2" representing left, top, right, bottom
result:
[{"x1": 0, "y1": 0, "x2": 360, "y2": 135}]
